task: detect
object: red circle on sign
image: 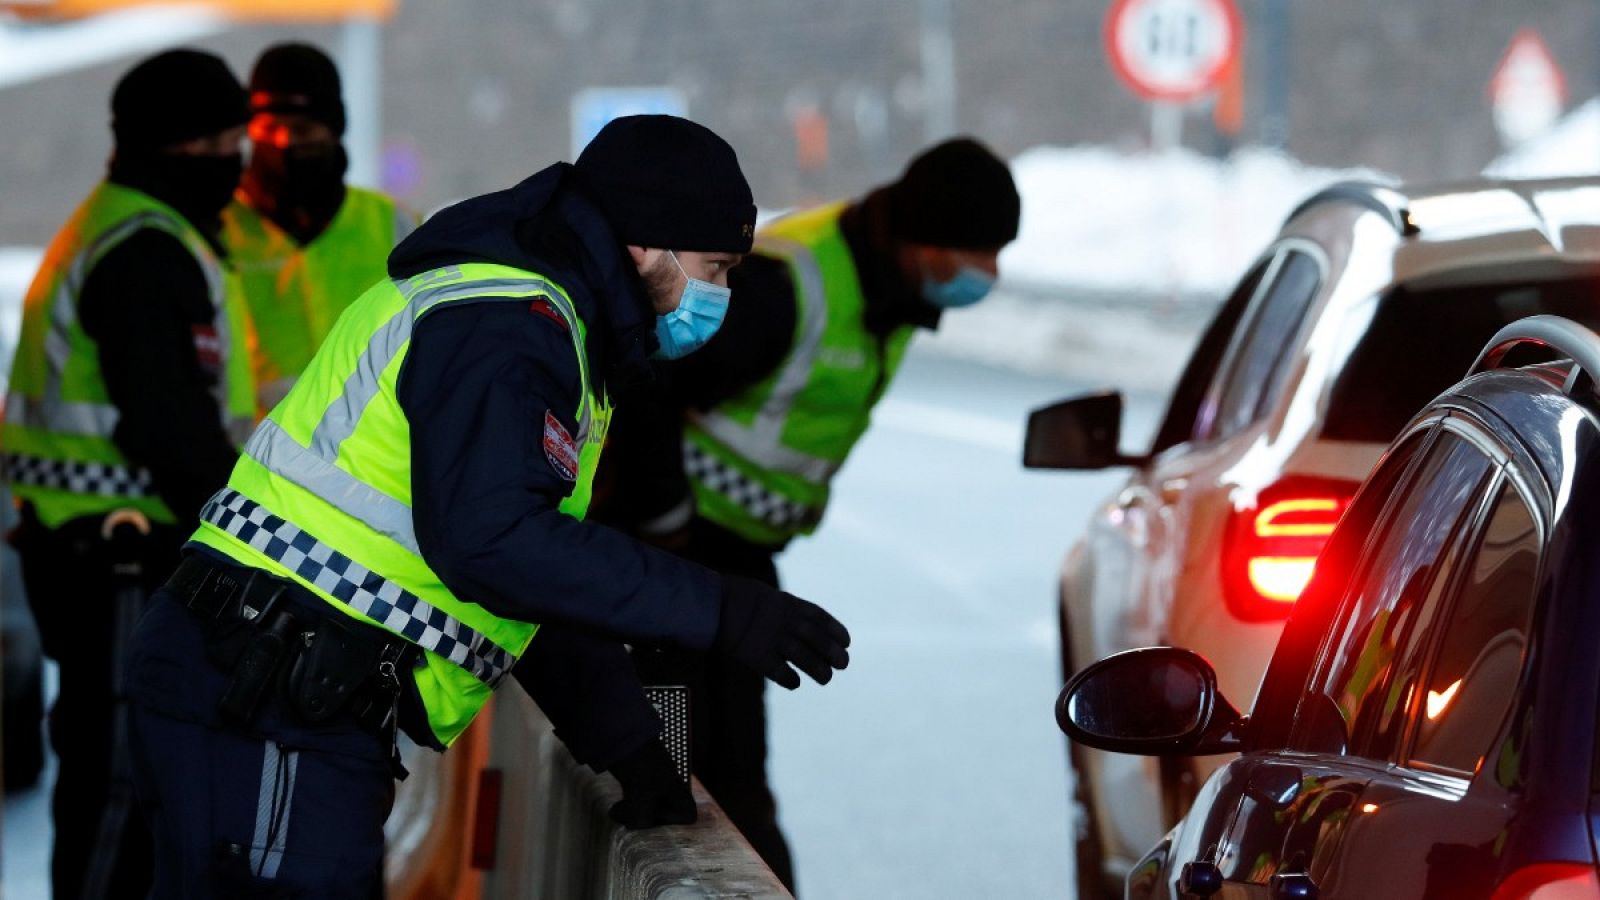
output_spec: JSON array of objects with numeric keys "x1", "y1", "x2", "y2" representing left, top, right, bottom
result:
[{"x1": 1105, "y1": 0, "x2": 1242, "y2": 103}]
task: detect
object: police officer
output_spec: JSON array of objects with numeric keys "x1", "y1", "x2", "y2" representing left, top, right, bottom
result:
[
  {"x1": 224, "y1": 42, "x2": 416, "y2": 412},
  {"x1": 123, "y1": 114, "x2": 853, "y2": 896},
  {"x1": 1, "y1": 49, "x2": 254, "y2": 900},
  {"x1": 601, "y1": 136, "x2": 1021, "y2": 889}
]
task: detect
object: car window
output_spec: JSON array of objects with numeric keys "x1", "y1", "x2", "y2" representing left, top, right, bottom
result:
[
  {"x1": 1149, "y1": 259, "x2": 1267, "y2": 454},
  {"x1": 1404, "y1": 481, "x2": 1541, "y2": 776},
  {"x1": 1208, "y1": 249, "x2": 1323, "y2": 440},
  {"x1": 1354, "y1": 485, "x2": 1477, "y2": 761},
  {"x1": 1293, "y1": 430, "x2": 1495, "y2": 756},
  {"x1": 1323, "y1": 272, "x2": 1600, "y2": 443},
  {"x1": 1248, "y1": 427, "x2": 1433, "y2": 749}
]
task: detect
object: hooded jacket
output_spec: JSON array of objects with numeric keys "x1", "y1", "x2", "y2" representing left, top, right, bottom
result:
[
  {"x1": 390, "y1": 165, "x2": 722, "y2": 763},
  {"x1": 597, "y1": 187, "x2": 942, "y2": 539}
]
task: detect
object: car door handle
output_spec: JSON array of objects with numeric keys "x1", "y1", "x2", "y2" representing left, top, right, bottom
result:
[
  {"x1": 1179, "y1": 859, "x2": 1223, "y2": 896},
  {"x1": 1269, "y1": 871, "x2": 1318, "y2": 900}
]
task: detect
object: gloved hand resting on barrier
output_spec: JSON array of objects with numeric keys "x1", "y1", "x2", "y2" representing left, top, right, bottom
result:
[
  {"x1": 608, "y1": 737, "x2": 696, "y2": 829},
  {"x1": 715, "y1": 575, "x2": 851, "y2": 690}
]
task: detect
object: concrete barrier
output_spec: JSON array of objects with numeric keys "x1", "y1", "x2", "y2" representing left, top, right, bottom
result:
[{"x1": 477, "y1": 689, "x2": 792, "y2": 900}]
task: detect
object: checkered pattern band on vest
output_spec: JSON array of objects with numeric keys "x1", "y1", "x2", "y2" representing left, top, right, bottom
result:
[
  {"x1": 2, "y1": 452, "x2": 152, "y2": 498},
  {"x1": 201, "y1": 488, "x2": 515, "y2": 686},
  {"x1": 683, "y1": 440, "x2": 820, "y2": 530}
]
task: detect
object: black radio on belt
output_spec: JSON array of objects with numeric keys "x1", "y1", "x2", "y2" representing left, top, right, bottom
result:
[{"x1": 217, "y1": 607, "x2": 298, "y2": 725}]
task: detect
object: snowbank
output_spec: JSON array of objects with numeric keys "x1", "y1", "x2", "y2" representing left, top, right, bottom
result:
[
  {"x1": 1000, "y1": 145, "x2": 1388, "y2": 298},
  {"x1": 911, "y1": 145, "x2": 1387, "y2": 387},
  {"x1": 1485, "y1": 97, "x2": 1600, "y2": 179},
  {"x1": 0, "y1": 247, "x2": 42, "y2": 396}
]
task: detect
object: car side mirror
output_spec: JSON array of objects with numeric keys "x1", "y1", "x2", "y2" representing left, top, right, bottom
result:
[
  {"x1": 1056, "y1": 647, "x2": 1247, "y2": 756},
  {"x1": 1023, "y1": 391, "x2": 1148, "y2": 470}
]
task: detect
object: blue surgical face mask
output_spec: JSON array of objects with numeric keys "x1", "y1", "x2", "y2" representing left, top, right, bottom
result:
[
  {"x1": 652, "y1": 252, "x2": 731, "y2": 360},
  {"x1": 922, "y1": 264, "x2": 996, "y2": 309}
]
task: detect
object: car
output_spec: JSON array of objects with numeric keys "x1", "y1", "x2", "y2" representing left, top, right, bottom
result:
[
  {"x1": 1057, "y1": 315, "x2": 1600, "y2": 900},
  {"x1": 1024, "y1": 177, "x2": 1600, "y2": 898}
]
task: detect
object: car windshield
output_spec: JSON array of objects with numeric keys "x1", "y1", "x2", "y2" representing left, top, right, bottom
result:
[{"x1": 1323, "y1": 271, "x2": 1600, "y2": 443}]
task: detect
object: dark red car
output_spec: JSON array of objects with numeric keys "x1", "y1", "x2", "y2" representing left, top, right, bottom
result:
[{"x1": 1059, "y1": 316, "x2": 1600, "y2": 900}]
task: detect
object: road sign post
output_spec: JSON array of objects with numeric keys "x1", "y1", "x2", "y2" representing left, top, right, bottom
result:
[{"x1": 1105, "y1": 0, "x2": 1242, "y2": 150}]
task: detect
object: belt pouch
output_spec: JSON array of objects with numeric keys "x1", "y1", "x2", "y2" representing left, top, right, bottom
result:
[
  {"x1": 197, "y1": 569, "x2": 273, "y2": 671},
  {"x1": 217, "y1": 608, "x2": 297, "y2": 725},
  {"x1": 288, "y1": 614, "x2": 382, "y2": 724}
]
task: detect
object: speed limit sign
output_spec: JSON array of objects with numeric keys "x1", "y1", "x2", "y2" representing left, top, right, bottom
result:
[{"x1": 1105, "y1": 0, "x2": 1242, "y2": 102}]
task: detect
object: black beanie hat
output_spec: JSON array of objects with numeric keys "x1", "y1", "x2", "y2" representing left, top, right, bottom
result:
[
  {"x1": 111, "y1": 49, "x2": 248, "y2": 152},
  {"x1": 249, "y1": 42, "x2": 347, "y2": 136},
  {"x1": 887, "y1": 137, "x2": 1021, "y2": 249},
  {"x1": 574, "y1": 115, "x2": 756, "y2": 254}
]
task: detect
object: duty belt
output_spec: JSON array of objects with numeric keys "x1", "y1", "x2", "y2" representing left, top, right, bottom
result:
[
  {"x1": 167, "y1": 555, "x2": 413, "y2": 738},
  {"x1": 200, "y1": 488, "x2": 515, "y2": 687}
]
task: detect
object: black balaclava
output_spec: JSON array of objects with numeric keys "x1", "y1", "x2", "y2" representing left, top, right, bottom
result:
[
  {"x1": 108, "y1": 49, "x2": 248, "y2": 236},
  {"x1": 242, "y1": 42, "x2": 350, "y2": 243}
]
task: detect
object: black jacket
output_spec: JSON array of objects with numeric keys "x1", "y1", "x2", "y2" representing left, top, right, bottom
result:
[
  {"x1": 389, "y1": 165, "x2": 724, "y2": 764},
  {"x1": 76, "y1": 169, "x2": 239, "y2": 530},
  {"x1": 596, "y1": 188, "x2": 941, "y2": 536}
]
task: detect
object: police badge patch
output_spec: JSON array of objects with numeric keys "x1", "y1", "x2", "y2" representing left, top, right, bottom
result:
[{"x1": 542, "y1": 410, "x2": 579, "y2": 481}]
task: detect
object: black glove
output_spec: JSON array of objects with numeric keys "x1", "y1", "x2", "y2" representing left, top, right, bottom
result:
[
  {"x1": 715, "y1": 575, "x2": 851, "y2": 690},
  {"x1": 607, "y1": 738, "x2": 696, "y2": 830}
]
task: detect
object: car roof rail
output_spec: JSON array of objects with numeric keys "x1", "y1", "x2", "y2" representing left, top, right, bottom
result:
[
  {"x1": 1284, "y1": 181, "x2": 1419, "y2": 237},
  {"x1": 1469, "y1": 315, "x2": 1600, "y2": 398}
]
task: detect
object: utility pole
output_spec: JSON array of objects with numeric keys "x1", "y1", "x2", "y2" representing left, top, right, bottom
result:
[
  {"x1": 920, "y1": 0, "x2": 956, "y2": 142},
  {"x1": 339, "y1": 15, "x2": 382, "y2": 188},
  {"x1": 1260, "y1": 0, "x2": 1290, "y2": 148}
]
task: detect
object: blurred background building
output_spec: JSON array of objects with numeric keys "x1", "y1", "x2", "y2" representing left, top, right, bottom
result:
[{"x1": 2, "y1": 0, "x2": 1598, "y2": 245}]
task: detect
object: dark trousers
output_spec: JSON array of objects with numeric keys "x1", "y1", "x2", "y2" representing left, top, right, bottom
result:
[
  {"x1": 125, "y1": 590, "x2": 393, "y2": 898},
  {"x1": 13, "y1": 508, "x2": 173, "y2": 900},
  {"x1": 633, "y1": 518, "x2": 796, "y2": 892}
]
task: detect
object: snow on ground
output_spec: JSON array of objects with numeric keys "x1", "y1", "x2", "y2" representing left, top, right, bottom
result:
[
  {"x1": 0, "y1": 247, "x2": 40, "y2": 397},
  {"x1": 1000, "y1": 144, "x2": 1389, "y2": 297},
  {"x1": 917, "y1": 143, "x2": 1394, "y2": 389},
  {"x1": 919, "y1": 287, "x2": 1203, "y2": 395},
  {"x1": 1485, "y1": 97, "x2": 1600, "y2": 179}
]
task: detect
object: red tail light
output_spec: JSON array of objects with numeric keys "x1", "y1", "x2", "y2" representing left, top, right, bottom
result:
[
  {"x1": 1489, "y1": 863, "x2": 1600, "y2": 900},
  {"x1": 1222, "y1": 479, "x2": 1356, "y2": 621}
]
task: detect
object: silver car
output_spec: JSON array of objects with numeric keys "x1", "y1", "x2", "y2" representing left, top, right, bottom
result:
[{"x1": 1024, "y1": 177, "x2": 1600, "y2": 898}]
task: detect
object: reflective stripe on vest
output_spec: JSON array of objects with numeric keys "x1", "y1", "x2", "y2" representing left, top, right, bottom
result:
[
  {"x1": 200, "y1": 488, "x2": 513, "y2": 684},
  {"x1": 682, "y1": 439, "x2": 820, "y2": 530},
  {"x1": 234, "y1": 273, "x2": 595, "y2": 556},
  {"x1": 684, "y1": 203, "x2": 915, "y2": 544},
  {"x1": 191, "y1": 262, "x2": 610, "y2": 746},
  {"x1": 691, "y1": 235, "x2": 839, "y2": 484},
  {"x1": 2, "y1": 452, "x2": 152, "y2": 498},
  {"x1": 2, "y1": 183, "x2": 255, "y2": 527}
]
